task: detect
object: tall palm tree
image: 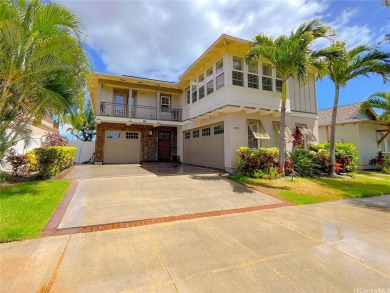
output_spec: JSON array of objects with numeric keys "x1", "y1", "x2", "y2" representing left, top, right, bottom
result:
[
  {"x1": 246, "y1": 19, "x2": 336, "y2": 173},
  {"x1": 326, "y1": 41, "x2": 390, "y2": 175},
  {"x1": 360, "y1": 91, "x2": 390, "y2": 122},
  {"x1": 0, "y1": 0, "x2": 90, "y2": 159}
]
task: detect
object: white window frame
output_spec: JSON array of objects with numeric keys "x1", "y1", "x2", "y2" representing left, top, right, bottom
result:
[
  {"x1": 261, "y1": 63, "x2": 273, "y2": 92},
  {"x1": 248, "y1": 120, "x2": 270, "y2": 139},
  {"x1": 378, "y1": 131, "x2": 390, "y2": 152},
  {"x1": 160, "y1": 95, "x2": 171, "y2": 113},
  {"x1": 275, "y1": 70, "x2": 282, "y2": 93},
  {"x1": 232, "y1": 56, "x2": 244, "y2": 87},
  {"x1": 185, "y1": 88, "x2": 190, "y2": 105},
  {"x1": 296, "y1": 123, "x2": 317, "y2": 141},
  {"x1": 184, "y1": 131, "x2": 191, "y2": 140}
]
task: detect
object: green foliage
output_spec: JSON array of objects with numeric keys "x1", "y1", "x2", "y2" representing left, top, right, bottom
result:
[
  {"x1": 360, "y1": 91, "x2": 390, "y2": 122},
  {"x1": 289, "y1": 149, "x2": 323, "y2": 177},
  {"x1": 34, "y1": 146, "x2": 77, "y2": 178},
  {"x1": 5, "y1": 149, "x2": 29, "y2": 176},
  {"x1": 65, "y1": 101, "x2": 96, "y2": 141},
  {"x1": 235, "y1": 147, "x2": 281, "y2": 179},
  {"x1": 380, "y1": 153, "x2": 390, "y2": 174},
  {"x1": 25, "y1": 151, "x2": 37, "y2": 172},
  {"x1": 0, "y1": 0, "x2": 90, "y2": 160}
]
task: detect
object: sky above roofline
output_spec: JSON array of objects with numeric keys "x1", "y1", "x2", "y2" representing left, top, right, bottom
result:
[{"x1": 56, "y1": 0, "x2": 390, "y2": 110}]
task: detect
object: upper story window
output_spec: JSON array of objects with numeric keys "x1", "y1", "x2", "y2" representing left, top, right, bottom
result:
[
  {"x1": 262, "y1": 64, "x2": 273, "y2": 91},
  {"x1": 216, "y1": 73, "x2": 224, "y2": 90},
  {"x1": 232, "y1": 56, "x2": 244, "y2": 87},
  {"x1": 216, "y1": 59, "x2": 224, "y2": 75},
  {"x1": 160, "y1": 96, "x2": 170, "y2": 111},
  {"x1": 207, "y1": 80, "x2": 214, "y2": 95},
  {"x1": 248, "y1": 61, "x2": 259, "y2": 89},
  {"x1": 199, "y1": 86, "x2": 205, "y2": 99},
  {"x1": 198, "y1": 73, "x2": 204, "y2": 83},
  {"x1": 186, "y1": 88, "x2": 190, "y2": 105},
  {"x1": 192, "y1": 84, "x2": 197, "y2": 103},
  {"x1": 275, "y1": 71, "x2": 282, "y2": 93},
  {"x1": 206, "y1": 66, "x2": 213, "y2": 77}
]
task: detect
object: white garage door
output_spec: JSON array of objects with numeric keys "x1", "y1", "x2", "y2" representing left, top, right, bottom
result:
[
  {"x1": 104, "y1": 131, "x2": 141, "y2": 164},
  {"x1": 183, "y1": 123, "x2": 224, "y2": 169}
]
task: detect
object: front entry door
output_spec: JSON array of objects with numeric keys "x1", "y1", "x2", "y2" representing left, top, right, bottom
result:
[{"x1": 158, "y1": 131, "x2": 171, "y2": 161}]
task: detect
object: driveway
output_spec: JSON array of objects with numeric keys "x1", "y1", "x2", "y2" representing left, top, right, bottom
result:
[
  {"x1": 2, "y1": 196, "x2": 389, "y2": 292},
  {"x1": 57, "y1": 164, "x2": 284, "y2": 229}
]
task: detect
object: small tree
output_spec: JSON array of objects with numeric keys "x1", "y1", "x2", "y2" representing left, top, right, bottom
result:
[
  {"x1": 65, "y1": 101, "x2": 96, "y2": 141},
  {"x1": 42, "y1": 133, "x2": 68, "y2": 147}
]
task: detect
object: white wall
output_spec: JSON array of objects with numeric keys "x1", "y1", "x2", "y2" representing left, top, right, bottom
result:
[{"x1": 67, "y1": 140, "x2": 95, "y2": 163}]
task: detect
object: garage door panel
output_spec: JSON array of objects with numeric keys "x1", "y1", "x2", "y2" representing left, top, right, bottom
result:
[
  {"x1": 104, "y1": 131, "x2": 140, "y2": 164},
  {"x1": 184, "y1": 124, "x2": 224, "y2": 169}
]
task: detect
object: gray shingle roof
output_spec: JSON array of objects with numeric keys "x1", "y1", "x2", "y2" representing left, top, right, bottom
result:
[{"x1": 318, "y1": 103, "x2": 375, "y2": 126}]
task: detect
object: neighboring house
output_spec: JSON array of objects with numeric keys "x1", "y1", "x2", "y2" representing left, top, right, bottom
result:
[
  {"x1": 12, "y1": 115, "x2": 59, "y2": 154},
  {"x1": 318, "y1": 103, "x2": 390, "y2": 170},
  {"x1": 89, "y1": 34, "x2": 318, "y2": 171}
]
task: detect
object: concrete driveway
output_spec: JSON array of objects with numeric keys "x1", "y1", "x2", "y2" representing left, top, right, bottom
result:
[
  {"x1": 57, "y1": 164, "x2": 284, "y2": 229},
  {"x1": 2, "y1": 196, "x2": 389, "y2": 292}
]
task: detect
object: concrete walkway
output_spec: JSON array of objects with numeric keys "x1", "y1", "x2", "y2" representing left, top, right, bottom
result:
[
  {"x1": 57, "y1": 165, "x2": 284, "y2": 229},
  {"x1": 2, "y1": 196, "x2": 389, "y2": 292}
]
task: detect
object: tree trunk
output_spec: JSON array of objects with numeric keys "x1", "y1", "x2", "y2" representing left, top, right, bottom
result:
[
  {"x1": 278, "y1": 81, "x2": 287, "y2": 174},
  {"x1": 329, "y1": 84, "x2": 340, "y2": 175}
]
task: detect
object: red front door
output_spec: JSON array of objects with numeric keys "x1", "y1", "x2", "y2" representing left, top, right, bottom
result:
[{"x1": 158, "y1": 131, "x2": 171, "y2": 161}]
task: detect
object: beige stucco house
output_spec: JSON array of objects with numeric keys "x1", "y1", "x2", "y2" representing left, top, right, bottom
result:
[
  {"x1": 90, "y1": 34, "x2": 318, "y2": 171},
  {"x1": 318, "y1": 103, "x2": 390, "y2": 169}
]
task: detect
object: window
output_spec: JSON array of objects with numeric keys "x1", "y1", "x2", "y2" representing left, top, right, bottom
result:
[
  {"x1": 232, "y1": 71, "x2": 244, "y2": 86},
  {"x1": 198, "y1": 73, "x2": 204, "y2": 83},
  {"x1": 378, "y1": 131, "x2": 390, "y2": 152},
  {"x1": 247, "y1": 120, "x2": 270, "y2": 139},
  {"x1": 202, "y1": 127, "x2": 211, "y2": 136},
  {"x1": 216, "y1": 59, "x2": 224, "y2": 75},
  {"x1": 248, "y1": 60, "x2": 259, "y2": 89},
  {"x1": 106, "y1": 131, "x2": 120, "y2": 139},
  {"x1": 233, "y1": 56, "x2": 243, "y2": 71},
  {"x1": 296, "y1": 123, "x2": 316, "y2": 141},
  {"x1": 232, "y1": 56, "x2": 244, "y2": 86},
  {"x1": 262, "y1": 64, "x2": 273, "y2": 91},
  {"x1": 126, "y1": 132, "x2": 138, "y2": 139},
  {"x1": 207, "y1": 80, "x2": 214, "y2": 95},
  {"x1": 114, "y1": 92, "x2": 127, "y2": 116},
  {"x1": 186, "y1": 88, "x2": 190, "y2": 105},
  {"x1": 199, "y1": 86, "x2": 205, "y2": 99},
  {"x1": 216, "y1": 73, "x2": 224, "y2": 90},
  {"x1": 214, "y1": 124, "x2": 224, "y2": 135},
  {"x1": 192, "y1": 84, "x2": 197, "y2": 103},
  {"x1": 160, "y1": 96, "x2": 170, "y2": 111},
  {"x1": 184, "y1": 132, "x2": 191, "y2": 140},
  {"x1": 193, "y1": 129, "x2": 199, "y2": 138},
  {"x1": 276, "y1": 71, "x2": 282, "y2": 93},
  {"x1": 248, "y1": 126, "x2": 258, "y2": 148},
  {"x1": 273, "y1": 121, "x2": 291, "y2": 147},
  {"x1": 207, "y1": 66, "x2": 213, "y2": 77},
  {"x1": 248, "y1": 74, "x2": 259, "y2": 89}
]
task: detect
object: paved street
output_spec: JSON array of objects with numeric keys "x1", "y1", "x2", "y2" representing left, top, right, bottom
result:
[{"x1": 2, "y1": 195, "x2": 389, "y2": 292}]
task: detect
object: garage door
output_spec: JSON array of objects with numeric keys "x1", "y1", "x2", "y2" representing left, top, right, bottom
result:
[
  {"x1": 104, "y1": 131, "x2": 141, "y2": 164},
  {"x1": 183, "y1": 123, "x2": 224, "y2": 169}
]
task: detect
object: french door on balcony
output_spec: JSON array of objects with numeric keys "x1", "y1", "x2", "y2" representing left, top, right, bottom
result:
[{"x1": 114, "y1": 92, "x2": 128, "y2": 116}]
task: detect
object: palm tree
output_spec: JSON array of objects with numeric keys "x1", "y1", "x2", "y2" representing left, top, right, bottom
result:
[
  {"x1": 360, "y1": 91, "x2": 390, "y2": 122},
  {"x1": 326, "y1": 42, "x2": 390, "y2": 175},
  {"x1": 246, "y1": 19, "x2": 336, "y2": 173},
  {"x1": 0, "y1": 0, "x2": 90, "y2": 160}
]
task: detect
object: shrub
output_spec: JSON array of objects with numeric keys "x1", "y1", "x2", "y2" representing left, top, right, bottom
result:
[
  {"x1": 25, "y1": 150, "x2": 38, "y2": 172},
  {"x1": 42, "y1": 132, "x2": 68, "y2": 147},
  {"x1": 35, "y1": 146, "x2": 77, "y2": 178},
  {"x1": 235, "y1": 147, "x2": 280, "y2": 179},
  {"x1": 383, "y1": 154, "x2": 390, "y2": 174},
  {"x1": 369, "y1": 151, "x2": 385, "y2": 168},
  {"x1": 5, "y1": 149, "x2": 29, "y2": 176},
  {"x1": 289, "y1": 148, "x2": 322, "y2": 177}
]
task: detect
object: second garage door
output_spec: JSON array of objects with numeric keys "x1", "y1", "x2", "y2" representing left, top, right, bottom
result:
[
  {"x1": 104, "y1": 131, "x2": 141, "y2": 164},
  {"x1": 183, "y1": 123, "x2": 224, "y2": 169}
]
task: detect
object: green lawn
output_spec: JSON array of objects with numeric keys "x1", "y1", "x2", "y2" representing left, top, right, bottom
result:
[
  {"x1": 0, "y1": 180, "x2": 71, "y2": 242},
  {"x1": 230, "y1": 171, "x2": 390, "y2": 205}
]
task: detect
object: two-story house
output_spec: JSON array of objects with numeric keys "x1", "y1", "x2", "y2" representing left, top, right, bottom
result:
[{"x1": 90, "y1": 34, "x2": 318, "y2": 171}]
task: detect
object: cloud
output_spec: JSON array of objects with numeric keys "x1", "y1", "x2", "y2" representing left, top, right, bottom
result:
[{"x1": 58, "y1": 0, "x2": 331, "y2": 81}]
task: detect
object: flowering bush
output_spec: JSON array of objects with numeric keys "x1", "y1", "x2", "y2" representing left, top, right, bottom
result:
[
  {"x1": 370, "y1": 152, "x2": 390, "y2": 174},
  {"x1": 42, "y1": 132, "x2": 68, "y2": 147},
  {"x1": 35, "y1": 146, "x2": 76, "y2": 178},
  {"x1": 5, "y1": 149, "x2": 29, "y2": 176}
]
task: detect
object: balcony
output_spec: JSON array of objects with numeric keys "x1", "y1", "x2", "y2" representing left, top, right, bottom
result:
[{"x1": 99, "y1": 102, "x2": 182, "y2": 122}]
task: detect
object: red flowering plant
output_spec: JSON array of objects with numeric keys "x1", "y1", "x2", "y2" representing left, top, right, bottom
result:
[{"x1": 42, "y1": 132, "x2": 68, "y2": 147}]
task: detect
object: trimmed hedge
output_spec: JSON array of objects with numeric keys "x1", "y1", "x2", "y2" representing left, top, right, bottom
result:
[{"x1": 34, "y1": 146, "x2": 77, "y2": 178}]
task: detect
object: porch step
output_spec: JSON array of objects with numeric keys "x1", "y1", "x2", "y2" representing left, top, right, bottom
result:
[{"x1": 140, "y1": 161, "x2": 181, "y2": 167}]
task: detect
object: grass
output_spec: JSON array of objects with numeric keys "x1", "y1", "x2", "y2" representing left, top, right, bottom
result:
[
  {"x1": 0, "y1": 180, "x2": 71, "y2": 242},
  {"x1": 230, "y1": 171, "x2": 390, "y2": 205}
]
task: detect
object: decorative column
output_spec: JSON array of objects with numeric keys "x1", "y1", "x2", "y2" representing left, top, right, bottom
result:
[
  {"x1": 128, "y1": 86, "x2": 133, "y2": 117},
  {"x1": 156, "y1": 90, "x2": 160, "y2": 120}
]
